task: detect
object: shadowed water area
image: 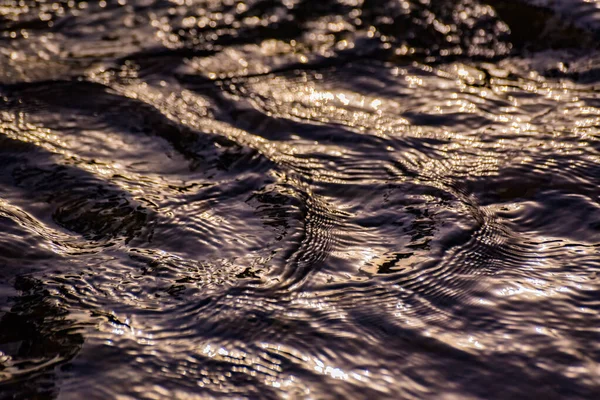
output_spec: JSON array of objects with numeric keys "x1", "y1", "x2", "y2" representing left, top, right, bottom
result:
[{"x1": 1, "y1": 0, "x2": 600, "y2": 398}]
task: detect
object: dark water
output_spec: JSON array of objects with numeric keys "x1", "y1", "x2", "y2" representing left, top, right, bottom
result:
[{"x1": 1, "y1": 0, "x2": 600, "y2": 398}]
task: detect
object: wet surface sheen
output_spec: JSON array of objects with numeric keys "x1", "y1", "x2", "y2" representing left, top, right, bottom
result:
[{"x1": 1, "y1": 1, "x2": 600, "y2": 399}]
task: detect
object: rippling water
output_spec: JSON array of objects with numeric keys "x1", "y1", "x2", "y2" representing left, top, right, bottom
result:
[{"x1": 1, "y1": 0, "x2": 600, "y2": 398}]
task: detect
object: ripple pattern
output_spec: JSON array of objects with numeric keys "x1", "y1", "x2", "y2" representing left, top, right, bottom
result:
[{"x1": 1, "y1": 0, "x2": 600, "y2": 399}]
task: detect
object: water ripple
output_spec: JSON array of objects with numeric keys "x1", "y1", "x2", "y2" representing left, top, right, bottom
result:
[{"x1": 1, "y1": 0, "x2": 600, "y2": 399}]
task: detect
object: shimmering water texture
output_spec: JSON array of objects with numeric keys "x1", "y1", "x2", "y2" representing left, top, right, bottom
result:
[{"x1": 1, "y1": 0, "x2": 600, "y2": 399}]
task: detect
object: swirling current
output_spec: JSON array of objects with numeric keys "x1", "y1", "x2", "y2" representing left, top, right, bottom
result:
[{"x1": 1, "y1": 0, "x2": 600, "y2": 398}]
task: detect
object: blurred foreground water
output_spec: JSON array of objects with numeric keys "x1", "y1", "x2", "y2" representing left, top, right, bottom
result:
[{"x1": 1, "y1": 0, "x2": 600, "y2": 398}]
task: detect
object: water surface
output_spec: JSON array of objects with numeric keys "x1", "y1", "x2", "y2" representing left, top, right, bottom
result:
[{"x1": 1, "y1": 0, "x2": 600, "y2": 398}]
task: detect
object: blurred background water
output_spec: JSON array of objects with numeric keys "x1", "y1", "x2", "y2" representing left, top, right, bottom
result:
[{"x1": 1, "y1": 0, "x2": 600, "y2": 398}]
